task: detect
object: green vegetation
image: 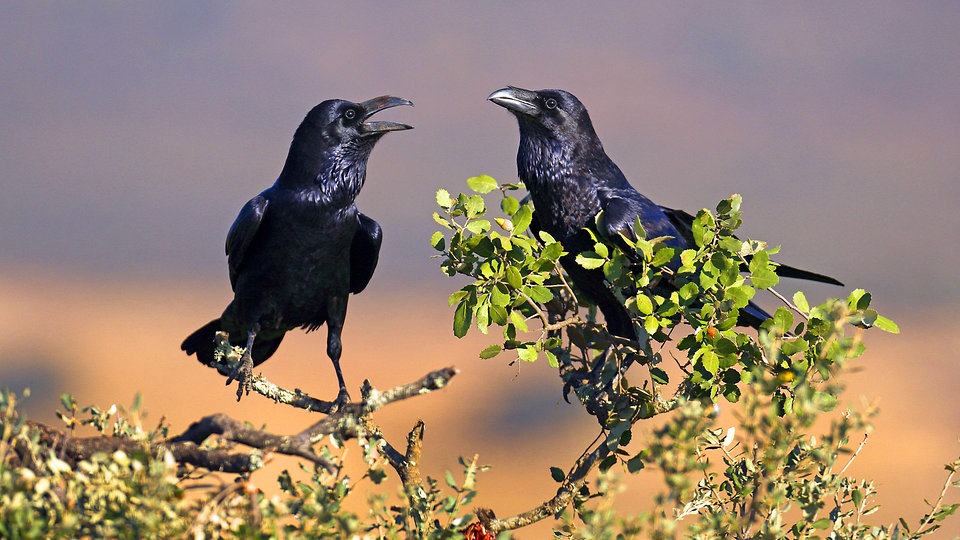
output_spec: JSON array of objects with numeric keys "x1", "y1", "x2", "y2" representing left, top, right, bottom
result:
[{"x1": 0, "y1": 175, "x2": 956, "y2": 538}]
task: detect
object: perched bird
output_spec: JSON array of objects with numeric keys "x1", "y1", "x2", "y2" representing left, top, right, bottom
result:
[
  {"x1": 182, "y1": 96, "x2": 413, "y2": 404},
  {"x1": 488, "y1": 86, "x2": 841, "y2": 339}
]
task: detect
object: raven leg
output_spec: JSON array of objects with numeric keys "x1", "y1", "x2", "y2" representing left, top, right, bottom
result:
[
  {"x1": 226, "y1": 323, "x2": 259, "y2": 401},
  {"x1": 326, "y1": 297, "x2": 350, "y2": 409}
]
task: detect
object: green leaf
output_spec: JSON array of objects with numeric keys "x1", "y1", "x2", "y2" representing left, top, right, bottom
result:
[
  {"x1": 432, "y1": 211, "x2": 450, "y2": 229},
  {"x1": 649, "y1": 367, "x2": 669, "y2": 385},
  {"x1": 466, "y1": 174, "x2": 498, "y2": 194},
  {"x1": 435, "y1": 189, "x2": 452, "y2": 208},
  {"x1": 700, "y1": 350, "x2": 720, "y2": 375},
  {"x1": 634, "y1": 237, "x2": 654, "y2": 260},
  {"x1": 848, "y1": 288, "x2": 872, "y2": 310},
  {"x1": 544, "y1": 350, "x2": 559, "y2": 368},
  {"x1": 490, "y1": 283, "x2": 511, "y2": 307},
  {"x1": 792, "y1": 291, "x2": 809, "y2": 313},
  {"x1": 874, "y1": 315, "x2": 900, "y2": 334},
  {"x1": 718, "y1": 236, "x2": 743, "y2": 254},
  {"x1": 599, "y1": 454, "x2": 617, "y2": 471},
  {"x1": 505, "y1": 266, "x2": 523, "y2": 289},
  {"x1": 527, "y1": 285, "x2": 554, "y2": 303},
  {"x1": 475, "y1": 302, "x2": 490, "y2": 334},
  {"x1": 851, "y1": 489, "x2": 863, "y2": 508},
  {"x1": 811, "y1": 518, "x2": 832, "y2": 530},
  {"x1": 429, "y1": 231, "x2": 445, "y2": 251},
  {"x1": 479, "y1": 344, "x2": 502, "y2": 359},
  {"x1": 518, "y1": 346, "x2": 538, "y2": 363},
  {"x1": 464, "y1": 194, "x2": 485, "y2": 218},
  {"x1": 634, "y1": 294, "x2": 654, "y2": 316},
  {"x1": 575, "y1": 252, "x2": 606, "y2": 270},
  {"x1": 643, "y1": 316, "x2": 659, "y2": 335},
  {"x1": 750, "y1": 268, "x2": 779, "y2": 289},
  {"x1": 489, "y1": 304, "x2": 508, "y2": 326},
  {"x1": 541, "y1": 242, "x2": 564, "y2": 261},
  {"x1": 501, "y1": 196, "x2": 520, "y2": 215},
  {"x1": 453, "y1": 301, "x2": 471, "y2": 338},
  {"x1": 509, "y1": 310, "x2": 529, "y2": 333},
  {"x1": 512, "y1": 204, "x2": 533, "y2": 233},
  {"x1": 550, "y1": 467, "x2": 565, "y2": 482},
  {"x1": 780, "y1": 338, "x2": 808, "y2": 357},
  {"x1": 678, "y1": 282, "x2": 700, "y2": 302},
  {"x1": 464, "y1": 219, "x2": 490, "y2": 234},
  {"x1": 934, "y1": 503, "x2": 960, "y2": 520},
  {"x1": 538, "y1": 230, "x2": 557, "y2": 244},
  {"x1": 725, "y1": 285, "x2": 756, "y2": 309},
  {"x1": 715, "y1": 337, "x2": 738, "y2": 355},
  {"x1": 723, "y1": 384, "x2": 741, "y2": 403},
  {"x1": 651, "y1": 247, "x2": 676, "y2": 267},
  {"x1": 692, "y1": 211, "x2": 713, "y2": 247},
  {"x1": 814, "y1": 391, "x2": 838, "y2": 411},
  {"x1": 448, "y1": 289, "x2": 469, "y2": 306},
  {"x1": 632, "y1": 216, "x2": 647, "y2": 240},
  {"x1": 626, "y1": 454, "x2": 645, "y2": 473},
  {"x1": 773, "y1": 308, "x2": 794, "y2": 333}
]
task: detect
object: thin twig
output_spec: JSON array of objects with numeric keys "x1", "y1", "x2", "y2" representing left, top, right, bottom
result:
[
  {"x1": 767, "y1": 286, "x2": 809, "y2": 321},
  {"x1": 483, "y1": 443, "x2": 611, "y2": 533},
  {"x1": 838, "y1": 433, "x2": 869, "y2": 476},
  {"x1": 914, "y1": 464, "x2": 958, "y2": 536}
]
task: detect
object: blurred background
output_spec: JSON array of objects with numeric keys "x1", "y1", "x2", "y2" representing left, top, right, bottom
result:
[{"x1": 2, "y1": 2, "x2": 958, "y2": 536}]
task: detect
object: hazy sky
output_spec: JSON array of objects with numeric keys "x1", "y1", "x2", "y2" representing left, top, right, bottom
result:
[{"x1": 2, "y1": 2, "x2": 958, "y2": 311}]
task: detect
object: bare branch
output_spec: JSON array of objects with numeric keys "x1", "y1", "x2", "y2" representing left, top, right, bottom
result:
[
  {"x1": 401, "y1": 420, "x2": 426, "y2": 491},
  {"x1": 482, "y1": 443, "x2": 612, "y2": 533},
  {"x1": 14, "y1": 367, "x2": 459, "y2": 480},
  {"x1": 196, "y1": 333, "x2": 336, "y2": 413}
]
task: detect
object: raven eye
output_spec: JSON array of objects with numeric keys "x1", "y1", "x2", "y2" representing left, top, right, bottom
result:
[
  {"x1": 344, "y1": 109, "x2": 357, "y2": 120},
  {"x1": 544, "y1": 97, "x2": 558, "y2": 110}
]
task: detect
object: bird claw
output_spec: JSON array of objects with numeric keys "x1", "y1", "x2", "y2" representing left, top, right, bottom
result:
[
  {"x1": 226, "y1": 352, "x2": 255, "y2": 401},
  {"x1": 562, "y1": 380, "x2": 575, "y2": 403}
]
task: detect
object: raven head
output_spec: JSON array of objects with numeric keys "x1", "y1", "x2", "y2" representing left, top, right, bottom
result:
[
  {"x1": 487, "y1": 86, "x2": 597, "y2": 142},
  {"x1": 280, "y1": 96, "x2": 412, "y2": 190},
  {"x1": 298, "y1": 96, "x2": 413, "y2": 149}
]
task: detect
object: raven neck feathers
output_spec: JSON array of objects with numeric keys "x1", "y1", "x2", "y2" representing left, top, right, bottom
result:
[
  {"x1": 277, "y1": 134, "x2": 379, "y2": 206},
  {"x1": 515, "y1": 127, "x2": 627, "y2": 238}
]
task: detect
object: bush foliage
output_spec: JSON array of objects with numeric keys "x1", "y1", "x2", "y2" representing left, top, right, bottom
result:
[{"x1": 0, "y1": 175, "x2": 956, "y2": 538}]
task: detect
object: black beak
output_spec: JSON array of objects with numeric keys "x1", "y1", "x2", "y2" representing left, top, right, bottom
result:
[
  {"x1": 358, "y1": 95, "x2": 414, "y2": 134},
  {"x1": 487, "y1": 86, "x2": 540, "y2": 117}
]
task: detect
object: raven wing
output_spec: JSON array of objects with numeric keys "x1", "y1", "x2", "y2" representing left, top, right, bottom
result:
[
  {"x1": 597, "y1": 189, "x2": 684, "y2": 249},
  {"x1": 659, "y1": 206, "x2": 697, "y2": 246},
  {"x1": 225, "y1": 194, "x2": 269, "y2": 290},
  {"x1": 349, "y1": 212, "x2": 382, "y2": 294}
]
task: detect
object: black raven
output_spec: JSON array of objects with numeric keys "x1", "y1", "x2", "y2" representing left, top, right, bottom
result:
[
  {"x1": 182, "y1": 96, "x2": 413, "y2": 404},
  {"x1": 488, "y1": 86, "x2": 841, "y2": 339}
]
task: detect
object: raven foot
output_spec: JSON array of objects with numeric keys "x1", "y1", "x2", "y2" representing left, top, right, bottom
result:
[
  {"x1": 226, "y1": 350, "x2": 255, "y2": 401},
  {"x1": 330, "y1": 387, "x2": 351, "y2": 413}
]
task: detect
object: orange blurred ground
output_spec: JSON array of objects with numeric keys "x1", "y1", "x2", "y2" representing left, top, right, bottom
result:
[{"x1": 1, "y1": 269, "x2": 958, "y2": 538}]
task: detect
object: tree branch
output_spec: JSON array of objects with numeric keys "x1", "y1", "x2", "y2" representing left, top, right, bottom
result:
[
  {"x1": 481, "y1": 443, "x2": 612, "y2": 533},
  {"x1": 198, "y1": 332, "x2": 336, "y2": 413},
  {"x1": 14, "y1": 367, "x2": 459, "y2": 480}
]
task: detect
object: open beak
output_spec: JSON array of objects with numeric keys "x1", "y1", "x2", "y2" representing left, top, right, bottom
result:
[
  {"x1": 487, "y1": 86, "x2": 539, "y2": 117},
  {"x1": 358, "y1": 95, "x2": 414, "y2": 134}
]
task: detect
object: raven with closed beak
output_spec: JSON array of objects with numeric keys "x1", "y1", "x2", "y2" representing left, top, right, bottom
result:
[
  {"x1": 182, "y1": 96, "x2": 413, "y2": 405},
  {"x1": 488, "y1": 86, "x2": 841, "y2": 339}
]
